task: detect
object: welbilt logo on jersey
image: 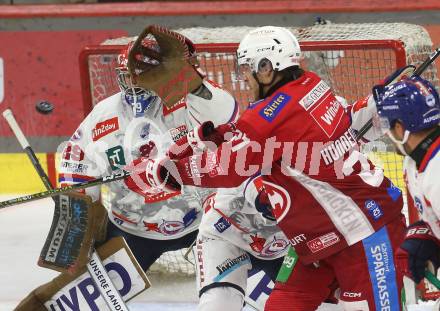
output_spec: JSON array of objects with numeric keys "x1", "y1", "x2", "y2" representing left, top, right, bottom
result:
[
  {"x1": 310, "y1": 97, "x2": 344, "y2": 138},
  {"x1": 92, "y1": 117, "x2": 119, "y2": 141},
  {"x1": 298, "y1": 80, "x2": 344, "y2": 137}
]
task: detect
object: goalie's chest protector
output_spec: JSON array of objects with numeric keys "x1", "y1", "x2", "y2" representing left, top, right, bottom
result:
[
  {"x1": 62, "y1": 93, "x2": 210, "y2": 240},
  {"x1": 238, "y1": 72, "x2": 404, "y2": 263},
  {"x1": 404, "y1": 143, "x2": 440, "y2": 240}
]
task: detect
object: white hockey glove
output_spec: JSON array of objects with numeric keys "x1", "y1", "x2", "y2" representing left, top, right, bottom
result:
[
  {"x1": 168, "y1": 121, "x2": 234, "y2": 160},
  {"x1": 124, "y1": 157, "x2": 181, "y2": 202}
]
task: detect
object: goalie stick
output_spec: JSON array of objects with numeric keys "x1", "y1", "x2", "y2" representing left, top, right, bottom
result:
[
  {"x1": 2, "y1": 108, "x2": 130, "y2": 311},
  {"x1": 355, "y1": 46, "x2": 440, "y2": 141},
  {"x1": 0, "y1": 169, "x2": 130, "y2": 208}
]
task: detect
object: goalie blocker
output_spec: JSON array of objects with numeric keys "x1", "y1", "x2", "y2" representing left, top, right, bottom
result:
[{"x1": 38, "y1": 192, "x2": 108, "y2": 274}]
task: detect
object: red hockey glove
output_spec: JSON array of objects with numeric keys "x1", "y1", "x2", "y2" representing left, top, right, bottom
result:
[
  {"x1": 372, "y1": 65, "x2": 416, "y2": 103},
  {"x1": 168, "y1": 121, "x2": 235, "y2": 160},
  {"x1": 395, "y1": 221, "x2": 440, "y2": 284},
  {"x1": 124, "y1": 157, "x2": 182, "y2": 202}
]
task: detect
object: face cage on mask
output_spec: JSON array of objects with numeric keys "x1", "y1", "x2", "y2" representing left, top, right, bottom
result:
[
  {"x1": 373, "y1": 113, "x2": 411, "y2": 155},
  {"x1": 116, "y1": 68, "x2": 156, "y2": 117}
]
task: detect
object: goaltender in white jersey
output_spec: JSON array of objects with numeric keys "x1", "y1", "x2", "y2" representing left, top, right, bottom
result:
[
  {"x1": 60, "y1": 80, "x2": 236, "y2": 240},
  {"x1": 59, "y1": 31, "x2": 238, "y2": 271}
]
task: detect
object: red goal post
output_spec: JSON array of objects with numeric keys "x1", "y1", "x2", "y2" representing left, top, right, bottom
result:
[{"x1": 78, "y1": 23, "x2": 439, "y2": 298}]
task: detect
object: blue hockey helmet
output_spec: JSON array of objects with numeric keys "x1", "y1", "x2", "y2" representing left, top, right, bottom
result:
[{"x1": 376, "y1": 76, "x2": 440, "y2": 133}]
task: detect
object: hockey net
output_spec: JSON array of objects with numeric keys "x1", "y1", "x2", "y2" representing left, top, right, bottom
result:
[{"x1": 79, "y1": 22, "x2": 439, "y2": 298}]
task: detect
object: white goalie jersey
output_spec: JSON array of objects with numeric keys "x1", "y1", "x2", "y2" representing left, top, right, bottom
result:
[{"x1": 59, "y1": 80, "x2": 238, "y2": 240}]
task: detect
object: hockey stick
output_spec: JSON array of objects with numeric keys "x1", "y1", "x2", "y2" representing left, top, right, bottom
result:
[
  {"x1": 2, "y1": 109, "x2": 54, "y2": 190},
  {"x1": 0, "y1": 169, "x2": 130, "y2": 208},
  {"x1": 355, "y1": 47, "x2": 440, "y2": 141},
  {"x1": 2, "y1": 108, "x2": 130, "y2": 311}
]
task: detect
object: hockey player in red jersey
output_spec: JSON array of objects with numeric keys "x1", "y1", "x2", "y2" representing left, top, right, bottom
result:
[
  {"x1": 374, "y1": 76, "x2": 440, "y2": 286},
  {"x1": 127, "y1": 26, "x2": 407, "y2": 310}
]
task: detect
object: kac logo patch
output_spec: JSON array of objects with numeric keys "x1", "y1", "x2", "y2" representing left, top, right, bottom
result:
[{"x1": 259, "y1": 93, "x2": 291, "y2": 122}]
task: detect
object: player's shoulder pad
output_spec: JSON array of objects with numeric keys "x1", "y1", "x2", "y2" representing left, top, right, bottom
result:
[
  {"x1": 77, "y1": 92, "x2": 124, "y2": 140},
  {"x1": 90, "y1": 92, "x2": 124, "y2": 120},
  {"x1": 186, "y1": 79, "x2": 238, "y2": 127}
]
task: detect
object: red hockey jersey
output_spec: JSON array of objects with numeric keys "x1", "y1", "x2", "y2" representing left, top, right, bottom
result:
[{"x1": 174, "y1": 71, "x2": 404, "y2": 263}]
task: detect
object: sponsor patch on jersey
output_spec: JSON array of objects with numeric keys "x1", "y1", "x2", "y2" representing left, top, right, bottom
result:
[
  {"x1": 92, "y1": 117, "x2": 119, "y2": 141},
  {"x1": 298, "y1": 80, "x2": 330, "y2": 111},
  {"x1": 259, "y1": 92, "x2": 291, "y2": 122},
  {"x1": 170, "y1": 124, "x2": 188, "y2": 142},
  {"x1": 307, "y1": 232, "x2": 340, "y2": 253},
  {"x1": 214, "y1": 253, "x2": 250, "y2": 282},
  {"x1": 364, "y1": 199, "x2": 383, "y2": 221},
  {"x1": 61, "y1": 161, "x2": 89, "y2": 174},
  {"x1": 362, "y1": 227, "x2": 399, "y2": 311},
  {"x1": 386, "y1": 181, "x2": 402, "y2": 202},
  {"x1": 214, "y1": 217, "x2": 231, "y2": 233},
  {"x1": 310, "y1": 96, "x2": 344, "y2": 138},
  {"x1": 106, "y1": 146, "x2": 126, "y2": 170}
]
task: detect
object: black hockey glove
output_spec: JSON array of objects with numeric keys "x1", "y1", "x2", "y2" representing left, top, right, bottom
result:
[{"x1": 396, "y1": 221, "x2": 440, "y2": 284}]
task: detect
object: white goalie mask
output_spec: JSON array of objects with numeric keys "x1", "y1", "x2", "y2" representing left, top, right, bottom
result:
[
  {"x1": 236, "y1": 26, "x2": 301, "y2": 79},
  {"x1": 116, "y1": 40, "x2": 160, "y2": 118}
]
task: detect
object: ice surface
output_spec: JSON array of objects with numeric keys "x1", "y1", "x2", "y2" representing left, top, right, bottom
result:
[{"x1": 0, "y1": 195, "x2": 438, "y2": 310}]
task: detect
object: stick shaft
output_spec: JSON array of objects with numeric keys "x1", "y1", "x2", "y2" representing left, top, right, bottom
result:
[
  {"x1": 2, "y1": 109, "x2": 53, "y2": 189},
  {"x1": 0, "y1": 170, "x2": 130, "y2": 208}
]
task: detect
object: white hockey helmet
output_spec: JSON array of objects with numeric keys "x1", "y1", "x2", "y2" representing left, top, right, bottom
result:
[{"x1": 236, "y1": 26, "x2": 301, "y2": 78}]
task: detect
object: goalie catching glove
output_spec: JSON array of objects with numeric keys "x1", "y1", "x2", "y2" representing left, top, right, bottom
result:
[
  {"x1": 127, "y1": 25, "x2": 203, "y2": 108},
  {"x1": 395, "y1": 221, "x2": 440, "y2": 284}
]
